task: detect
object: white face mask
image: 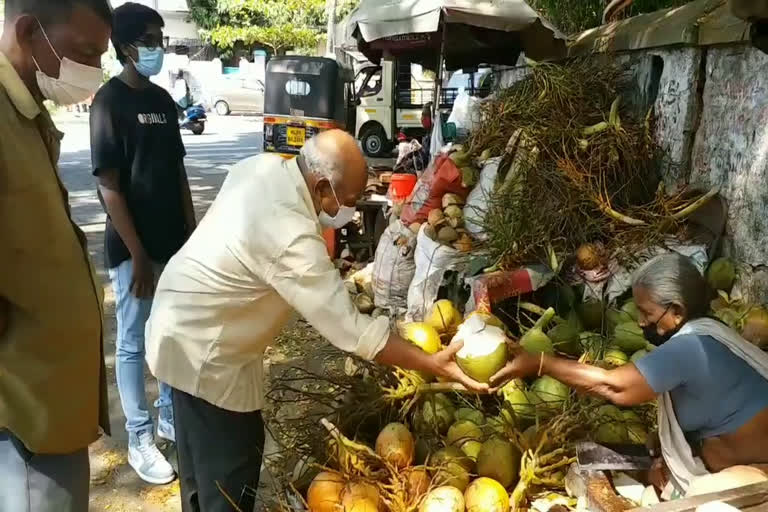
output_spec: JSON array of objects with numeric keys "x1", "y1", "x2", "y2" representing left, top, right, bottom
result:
[
  {"x1": 32, "y1": 21, "x2": 103, "y2": 106},
  {"x1": 318, "y1": 180, "x2": 356, "y2": 229}
]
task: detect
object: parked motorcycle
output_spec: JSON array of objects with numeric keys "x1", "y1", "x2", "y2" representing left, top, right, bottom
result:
[{"x1": 179, "y1": 105, "x2": 207, "y2": 135}]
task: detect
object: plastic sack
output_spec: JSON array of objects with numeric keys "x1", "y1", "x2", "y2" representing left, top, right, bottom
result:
[
  {"x1": 407, "y1": 225, "x2": 469, "y2": 321},
  {"x1": 430, "y1": 113, "x2": 444, "y2": 161},
  {"x1": 400, "y1": 154, "x2": 470, "y2": 226},
  {"x1": 372, "y1": 220, "x2": 417, "y2": 314},
  {"x1": 447, "y1": 90, "x2": 481, "y2": 132},
  {"x1": 464, "y1": 157, "x2": 501, "y2": 241}
]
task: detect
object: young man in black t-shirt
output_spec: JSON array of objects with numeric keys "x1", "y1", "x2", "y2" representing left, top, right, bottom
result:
[{"x1": 89, "y1": 2, "x2": 195, "y2": 485}]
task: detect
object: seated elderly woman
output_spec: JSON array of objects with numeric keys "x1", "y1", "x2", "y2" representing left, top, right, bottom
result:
[{"x1": 491, "y1": 253, "x2": 768, "y2": 497}]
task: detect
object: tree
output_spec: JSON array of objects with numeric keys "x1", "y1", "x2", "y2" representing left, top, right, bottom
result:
[
  {"x1": 188, "y1": 0, "x2": 360, "y2": 56},
  {"x1": 528, "y1": 0, "x2": 690, "y2": 35}
]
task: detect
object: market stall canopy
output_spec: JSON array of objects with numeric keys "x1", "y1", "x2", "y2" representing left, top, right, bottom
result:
[{"x1": 346, "y1": 0, "x2": 567, "y2": 70}]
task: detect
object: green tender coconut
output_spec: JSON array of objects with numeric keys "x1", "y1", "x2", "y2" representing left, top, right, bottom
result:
[
  {"x1": 548, "y1": 311, "x2": 582, "y2": 356},
  {"x1": 595, "y1": 405, "x2": 628, "y2": 444},
  {"x1": 521, "y1": 307, "x2": 556, "y2": 355},
  {"x1": 476, "y1": 437, "x2": 522, "y2": 488},
  {"x1": 529, "y1": 376, "x2": 570, "y2": 417},
  {"x1": 613, "y1": 322, "x2": 652, "y2": 352},
  {"x1": 500, "y1": 380, "x2": 537, "y2": 421},
  {"x1": 623, "y1": 410, "x2": 649, "y2": 445},
  {"x1": 447, "y1": 420, "x2": 484, "y2": 448},
  {"x1": 455, "y1": 408, "x2": 486, "y2": 425},
  {"x1": 421, "y1": 394, "x2": 456, "y2": 433},
  {"x1": 603, "y1": 347, "x2": 629, "y2": 367},
  {"x1": 707, "y1": 258, "x2": 736, "y2": 292},
  {"x1": 431, "y1": 447, "x2": 473, "y2": 491},
  {"x1": 621, "y1": 299, "x2": 641, "y2": 322},
  {"x1": 578, "y1": 300, "x2": 604, "y2": 331}
]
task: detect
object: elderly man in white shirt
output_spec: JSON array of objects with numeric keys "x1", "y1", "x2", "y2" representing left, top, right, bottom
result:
[{"x1": 145, "y1": 129, "x2": 485, "y2": 512}]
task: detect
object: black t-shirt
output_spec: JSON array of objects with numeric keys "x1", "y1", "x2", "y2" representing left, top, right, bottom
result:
[{"x1": 90, "y1": 78, "x2": 188, "y2": 269}]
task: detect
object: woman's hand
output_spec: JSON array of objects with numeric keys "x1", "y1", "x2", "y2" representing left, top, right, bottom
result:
[
  {"x1": 429, "y1": 341, "x2": 489, "y2": 393},
  {"x1": 489, "y1": 343, "x2": 541, "y2": 392}
]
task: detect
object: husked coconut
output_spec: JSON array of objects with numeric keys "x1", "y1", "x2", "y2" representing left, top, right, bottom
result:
[
  {"x1": 442, "y1": 193, "x2": 465, "y2": 209},
  {"x1": 438, "y1": 226, "x2": 459, "y2": 243},
  {"x1": 428, "y1": 209, "x2": 446, "y2": 228},
  {"x1": 409, "y1": 222, "x2": 422, "y2": 235},
  {"x1": 355, "y1": 294, "x2": 375, "y2": 314},
  {"x1": 424, "y1": 224, "x2": 438, "y2": 241}
]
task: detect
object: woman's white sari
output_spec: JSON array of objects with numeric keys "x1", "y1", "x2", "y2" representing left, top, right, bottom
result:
[{"x1": 659, "y1": 318, "x2": 768, "y2": 497}]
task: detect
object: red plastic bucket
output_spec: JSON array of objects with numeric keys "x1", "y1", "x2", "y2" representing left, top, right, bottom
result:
[{"x1": 389, "y1": 174, "x2": 418, "y2": 201}]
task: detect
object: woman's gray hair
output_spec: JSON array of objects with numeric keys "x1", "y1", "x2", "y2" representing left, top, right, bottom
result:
[
  {"x1": 299, "y1": 136, "x2": 343, "y2": 185},
  {"x1": 631, "y1": 253, "x2": 709, "y2": 319}
]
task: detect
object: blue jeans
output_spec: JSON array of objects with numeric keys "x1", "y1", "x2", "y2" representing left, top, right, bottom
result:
[{"x1": 109, "y1": 259, "x2": 173, "y2": 437}]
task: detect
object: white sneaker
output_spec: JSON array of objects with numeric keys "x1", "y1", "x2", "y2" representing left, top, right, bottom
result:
[
  {"x1": 128, "y1": 431, "x2": 176, "y2": 485},
  {"x1": 157, "y1": 406, "x2": 175, "y2": 443}
]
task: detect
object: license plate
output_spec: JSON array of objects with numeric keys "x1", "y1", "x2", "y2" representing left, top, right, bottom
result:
[{"x1": 286, "y1": 127, "x2": 305, "y2": 146}]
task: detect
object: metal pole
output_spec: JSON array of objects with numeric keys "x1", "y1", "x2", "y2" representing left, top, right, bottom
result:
[
  {"x1": 432, "y1": 23, "x2": 447, "y2": 123},
  {"x1": 326, "y1": 0, "x2": 338, "y2": 56}
]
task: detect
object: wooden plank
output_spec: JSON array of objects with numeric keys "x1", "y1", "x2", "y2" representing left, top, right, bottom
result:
[{"x1": 630, "y1": 481, "x2": 768, "y2": 512}]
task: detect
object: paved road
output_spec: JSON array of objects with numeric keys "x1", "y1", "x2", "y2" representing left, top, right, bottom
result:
[{"x1": 56, "y1": 112, "x2": 264, "y2": 511}]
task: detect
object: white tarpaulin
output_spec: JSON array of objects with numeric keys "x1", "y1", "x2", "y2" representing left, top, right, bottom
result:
[{"x1": 347, "y1": 0, "x2": 567, "y2": 65}]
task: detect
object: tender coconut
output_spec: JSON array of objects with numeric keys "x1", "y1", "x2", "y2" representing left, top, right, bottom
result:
[
  {"x1": 464, "y1": 477, "x2": 510, "y2": 512},
  {"x1": 307, "y1": 471, "x2": 346, "y2": 512},
  {"x1": 426, "y1": 300, "x2": 462, "y2": 334},
  {"x1": 451, "y1": 315, "x2": 508, "y2": 383},
  {"x1": 476, "y1": 438, "x2": 521, "y2": 488},
  {"x1": 419, "y1": 486, "x2": 465, "y2": 512},
  {"x1": 375, "y1": 423, "x2": 415, "y2": 468}
]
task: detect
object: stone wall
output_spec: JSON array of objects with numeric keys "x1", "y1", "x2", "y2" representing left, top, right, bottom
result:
[{"x1": 497, "y1": 44, "x2": 768, "y2": 302}]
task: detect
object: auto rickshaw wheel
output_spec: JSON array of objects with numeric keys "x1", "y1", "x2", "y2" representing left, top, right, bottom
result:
[{"x1": 361, "y1": 125, "x2": 388, "y2": 157}]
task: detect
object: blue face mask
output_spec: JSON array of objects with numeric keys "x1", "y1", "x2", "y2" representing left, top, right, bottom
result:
[{"x1": 130, "y1": 45, "x2": 164, "y2": 77}]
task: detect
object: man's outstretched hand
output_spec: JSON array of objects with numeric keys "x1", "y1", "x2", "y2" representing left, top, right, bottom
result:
[
  {"x1": 428, "y1": 341, "x2": 489, "y2": 393},
  {"x1": 489, "y1": 343, "x2": 540, "y2": 393}
]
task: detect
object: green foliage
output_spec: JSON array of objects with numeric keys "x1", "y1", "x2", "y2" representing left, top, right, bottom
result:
[
  {"x1": 529, "y1": 0, "x2": 691, "y2": 35},
  {"x1": 189, "y1": 0, "x2": 360, "y2": 55}
]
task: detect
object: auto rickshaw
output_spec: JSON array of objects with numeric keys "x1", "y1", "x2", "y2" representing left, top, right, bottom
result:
[{"x1": 263, "y1": 56, "x2": 355, "y2": 156}]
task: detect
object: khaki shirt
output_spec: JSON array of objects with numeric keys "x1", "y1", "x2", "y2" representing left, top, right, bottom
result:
[
  {"x1": 0, "y1": 52, "x2": 109, "y2": 454},
  {"x1": 146, "y1": 154, "x2": 390, "y2": 412}
]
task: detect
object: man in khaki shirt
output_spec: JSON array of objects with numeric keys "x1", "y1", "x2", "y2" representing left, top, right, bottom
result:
[
  {"x1": 146, "y1": 130, "x2": 486, "y2": 512},
  {"x1": 0, "y1": 1, "x2": 112, "y2": 511}
]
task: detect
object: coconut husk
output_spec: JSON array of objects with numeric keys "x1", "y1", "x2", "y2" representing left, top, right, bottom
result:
[{"x1": 470, "y1": 58, "x2": 716, "y2": 270}]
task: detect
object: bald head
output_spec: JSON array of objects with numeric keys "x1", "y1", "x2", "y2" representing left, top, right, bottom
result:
[{"x1": 300, "y1": 130, "x2": 368, "y2": 217}]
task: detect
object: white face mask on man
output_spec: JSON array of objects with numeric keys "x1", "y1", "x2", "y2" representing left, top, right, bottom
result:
[
  {"x1": 32, "y1": 20, "x2": 103, "y2": 106},
  {"x1": 318, "y1": 180, "x2": 356, "y2": 229}
]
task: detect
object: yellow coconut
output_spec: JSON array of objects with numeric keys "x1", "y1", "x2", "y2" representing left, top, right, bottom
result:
[
  {"x1": 401, "y1": 323, "x2": 442, "y2": 355},
  {"x1": 742, "y1": 306, "x2": 768, "y2": 348},
  {"x1": 427, "y1": 300, "x2": 462, "y2": 334},
  {"x1": 406, "y1": 467, "x2": 431, "y2": 501},
  {"x1": 375, "y1": 423, "x2": 415, "y2": 469},
  {"x1": 419, "y1": 486, "x2": 465, "y2": 512},
  {"x1": 465, "y1": 477, "x2": 510, "y2": 512},
  {"x1": 341, "y1": 481, "x2": 379, "y2": 512},
  {"x1": 307, "y1": 471, "x2": 346, "y2": 512},
  {"x1": 466, "y1": 310, "x2": 505, "y2": 330}
]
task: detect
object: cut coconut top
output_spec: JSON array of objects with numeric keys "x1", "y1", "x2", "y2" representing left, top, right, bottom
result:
[{"x1": 452, "y1": 315, "x2": 507, "y2": 358}]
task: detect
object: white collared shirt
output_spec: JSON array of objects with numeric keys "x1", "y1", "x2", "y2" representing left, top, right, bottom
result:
[{"x1": 145, "y1": 154, "x2": 389, "y2": 412}]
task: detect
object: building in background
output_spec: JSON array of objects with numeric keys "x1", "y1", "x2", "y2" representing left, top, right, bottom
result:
[{"x1": 111, "y1": 0, "x2": 209, "y2": 58}]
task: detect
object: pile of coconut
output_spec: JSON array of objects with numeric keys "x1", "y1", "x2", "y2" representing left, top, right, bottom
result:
[{"x1": 408, "y1": 194, "x2": 473, "y2": 252}]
